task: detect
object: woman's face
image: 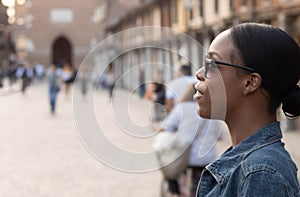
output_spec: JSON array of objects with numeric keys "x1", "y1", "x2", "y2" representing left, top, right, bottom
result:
[{"x1": 194, "y1": 30, "x2": 244, "y2": 120}]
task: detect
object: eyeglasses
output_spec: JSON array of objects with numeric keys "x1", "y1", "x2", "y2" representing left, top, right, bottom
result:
[{"x1": 204, "y1": 57, "x2": 256, "y2": 78}]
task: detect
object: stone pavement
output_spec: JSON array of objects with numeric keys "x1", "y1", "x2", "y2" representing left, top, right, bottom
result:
[
  {"x1": 0, "y1": 82, "x2": 162, "y2": 197},
  {"x1": 0, "y1": 81, "x2": 299, "y2": 197}
]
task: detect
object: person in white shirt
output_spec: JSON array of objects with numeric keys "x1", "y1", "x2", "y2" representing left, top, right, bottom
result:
[
  {"x1": 160, "y1": 84, "x2": 225, "y2": 196},
  {"x1": 164, "y1": 64, "x2": 197, "y2": 113}
]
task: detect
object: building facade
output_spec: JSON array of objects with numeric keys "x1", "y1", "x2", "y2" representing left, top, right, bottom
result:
[
  {"x1": 96, "y1": 0, "x2": 300, "y2": 91},
  {"x1": 12, "y1": 0, "x2": 98, "y2": 68},
  {"x1": 94, "y1": 0, "x2": 300, "y2": 129},
  {"x1": 0, "y1": 2, "x2": 14, "y2": 71}
]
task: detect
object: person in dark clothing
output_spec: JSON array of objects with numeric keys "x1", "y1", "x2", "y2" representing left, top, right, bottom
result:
[{"x1": 151, "y1": 82, "x2": 166, "y2": 122}]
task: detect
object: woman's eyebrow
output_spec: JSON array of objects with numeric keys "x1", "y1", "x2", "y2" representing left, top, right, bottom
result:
[{"x1": 207, "y1": 51, "x2": 223, "y2": 60}]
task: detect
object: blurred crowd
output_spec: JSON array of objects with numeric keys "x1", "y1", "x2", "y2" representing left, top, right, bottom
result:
[
  {"x1": 0, "y1": 55, "x2": 80, "y2": 113},
  {"x1": 141, "y1": 64, "x2": 226, "y2": 197}
]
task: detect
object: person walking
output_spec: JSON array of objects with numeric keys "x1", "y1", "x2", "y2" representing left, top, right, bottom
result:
[
  {"x1": 105, "y1": 64, "x2": 116, "y2": 100},
  {"x1": 194, "y1": 23, "x2": 300, "y2": 196},
  {"x1": 16, "y1": 62, "x2": 34, "y2": 95},
  {"x1": 34, "y1": 63, "x2": 45, "y2": 83},
  {"x1": 61, "y1": 63, "x2": 73, "y2": 97},
  {"x1": 80, "y1": 72, "x2": 88, "y2": 98},
  {"x1": 138, "y1": 68, "x2": 146, "y2": 98},
  {"x1": 47, "y1": 65, "x2": 60, "y2": 114},
  {"x1": 150, "y1": 81, "x2": 166, "y2": 122}
]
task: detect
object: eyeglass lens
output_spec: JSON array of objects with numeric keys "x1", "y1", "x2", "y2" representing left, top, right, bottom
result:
[{"x1": 205, "y1": 58, "x2": 216, "y2": 78}]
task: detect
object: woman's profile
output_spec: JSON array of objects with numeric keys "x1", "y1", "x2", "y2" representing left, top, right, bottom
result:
[{"x1": 194, "y1": 23, "x2": 300, "y2": 196}]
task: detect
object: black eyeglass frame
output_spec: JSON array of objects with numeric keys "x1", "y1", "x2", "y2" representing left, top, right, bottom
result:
[{"x1": 205, "y1": 57, "x2": 256, "y2": 78}]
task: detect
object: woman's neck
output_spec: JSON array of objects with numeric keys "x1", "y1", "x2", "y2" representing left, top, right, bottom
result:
[{"x1": 226, "y1": 109, "x2": 276, "y2": 147}]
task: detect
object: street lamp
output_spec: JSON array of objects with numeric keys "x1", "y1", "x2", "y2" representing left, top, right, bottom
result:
[
  {"x1": 6, "y1": 7, "x2": 15, "y2": 17},
  {"x1": 17, "y1": 0, "x2": 26, "y2": 5},
  {"x1": 1, "y1": 0, "x2": 15, "y2": 7},
  {"x1": 1, "y1": 0, "x2": 15, "y2": 23},
  {"x1": 8, "y1": 16, "x2": 15, "y2": 24}
]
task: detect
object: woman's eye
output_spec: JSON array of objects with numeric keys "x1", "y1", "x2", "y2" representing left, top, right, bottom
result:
[{"x1": 206, "y1": 61, "x2": 215, "y2": 69}]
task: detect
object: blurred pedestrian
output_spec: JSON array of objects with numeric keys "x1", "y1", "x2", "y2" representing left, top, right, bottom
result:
[
  {"x1": 61, "y1": 63, "x2": 73, "y2": 97},
  {"x1": 77, "y1": 71, "x2": 89, "y2": 99},
  {"x1": 7, "y1": 63, "x2": 17, "y2": 86},
  {"x1": 159, "y1": 84, "x2": 223, "y2": 196},
  {"x1": 34, "y1": 63, "x2": 45, "y2": 83},
  {"x1": 145, "y1": 81, "x2": 155, "y2": 100},
  {"x1": 46, "y1": 64, "x2": 60, "y2": 114},
  {"x1": 7, "y1": 53, "x2": 18, "y2": 86},
  {"x1": 98, "y1": 71, "x2": 106, "y2": 89},
  {"x1": 150, "y1": 81, "x2": 166, "y2": 122},
  {"x1": 138, "y1": 68, "x2": 146, "y2": 98},
  {"x1": 105, "y1": 64, "x2": 115, "y2": 100},
  {"x1": 165, "y1": 64, "x2": 197, "y2": 113},
  {"x1": 0, "y1": 66, "x2": 3, "y2": 88},
  {"x1": 194, "y1": 23, "x2": 300, "y2": 196},
  {"x1": 16, "y1": 62, "x2": 34, "y2": 94}
]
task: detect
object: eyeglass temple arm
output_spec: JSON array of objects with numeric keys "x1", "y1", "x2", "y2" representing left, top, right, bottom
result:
[{"x1": 214, "y1": 60, "x2": 256, "y2": 72}]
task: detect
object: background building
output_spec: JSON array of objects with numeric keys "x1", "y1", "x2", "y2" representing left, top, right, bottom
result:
[
  {"x1": 0, "y1": 1, "x2": 15, "y2": 87},
  {"x1": 10, "y1": 0, "x2": 98, "y2": 68},
  {"x1": 88, "y1": 0, "x2": 300, "y2": 130},
  {"x1": 95, "y1": 0, "x2": 300, "y2": 91},
  {"x1": 1, "y1": 0, "x2": 300, "y2": 81}
]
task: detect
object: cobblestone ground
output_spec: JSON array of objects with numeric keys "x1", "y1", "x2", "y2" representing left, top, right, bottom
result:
[
  {"x1": 0, "y1": 81, "x2": 299, "y2": 197},
  {"x1": 0, "y1": 82, "x2": 162, "y2": 197}
]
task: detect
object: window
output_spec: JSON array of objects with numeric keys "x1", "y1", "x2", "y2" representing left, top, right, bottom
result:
[{"x1": 50, "y1": 9, "x2": 73, "y2": 23}]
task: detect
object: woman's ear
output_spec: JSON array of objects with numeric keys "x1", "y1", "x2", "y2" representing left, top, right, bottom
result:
[{"x1": 243, "y1": 73, "x2": 262, "y2": 95}]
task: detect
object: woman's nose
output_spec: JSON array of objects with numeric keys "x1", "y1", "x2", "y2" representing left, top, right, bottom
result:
[{"x1": 196, "y1": 67, "x2": 205, "y2": 81}]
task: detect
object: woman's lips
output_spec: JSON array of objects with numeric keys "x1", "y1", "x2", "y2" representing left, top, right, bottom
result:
[
  {"x1": 194, "y1": 91, "x2": 203, "y2": 101},
  {"x1": 194, "y1": 82, "x2": 205, "y2": 101}
]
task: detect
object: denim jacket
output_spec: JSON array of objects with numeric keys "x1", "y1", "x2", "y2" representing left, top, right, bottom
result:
[{"x1": 196, "y1": 122, "x2": 299, "y2": 197}]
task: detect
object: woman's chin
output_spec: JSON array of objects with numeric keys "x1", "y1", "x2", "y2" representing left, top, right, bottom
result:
[{"x1": 197, "y1": 108, "x2": 211, "y2": 119}]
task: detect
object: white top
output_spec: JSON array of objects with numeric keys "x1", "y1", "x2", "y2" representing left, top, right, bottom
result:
[
  {"x1": 162, "y1": 102, "x2": 225, "y2": 166},
  {"x1": 165, "y1": 76, "x2": 198, "y2": 106},
  {"x1": 105, "y1": 72, "x2": 115, "y2": 86},
  {"x1": 61, "y1": 71, "x2": 72, "y2": 81}
]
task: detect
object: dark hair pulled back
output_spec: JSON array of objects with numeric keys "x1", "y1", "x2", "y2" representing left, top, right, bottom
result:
[{"x1": 231, "y1": 23, "x2": 300, "y2": 118}]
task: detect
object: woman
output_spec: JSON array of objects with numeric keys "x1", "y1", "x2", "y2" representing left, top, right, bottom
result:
[
  {"x1": 61, "y1": 63, "x2": 73, "y2": 97},
  {"x1": 160, "y1": 84, "x2": 224, "y2": 196},
  {"x1": 194, "y1": 23, "x2": 300, "y2": 196}
]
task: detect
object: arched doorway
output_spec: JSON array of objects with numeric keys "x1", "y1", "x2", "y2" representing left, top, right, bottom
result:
[{"x1": 52, "y1": 36, "x2": 72, "y2": 67}]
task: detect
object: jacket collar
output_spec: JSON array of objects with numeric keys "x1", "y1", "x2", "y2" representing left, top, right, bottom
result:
[{"x1": 206, "y1": 121, "x2": 282, "y2": 186}]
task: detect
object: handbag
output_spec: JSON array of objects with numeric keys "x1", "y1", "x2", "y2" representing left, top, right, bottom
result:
[{"x1": 152, "y1": 131, "x2": 192, "y2": 179}]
